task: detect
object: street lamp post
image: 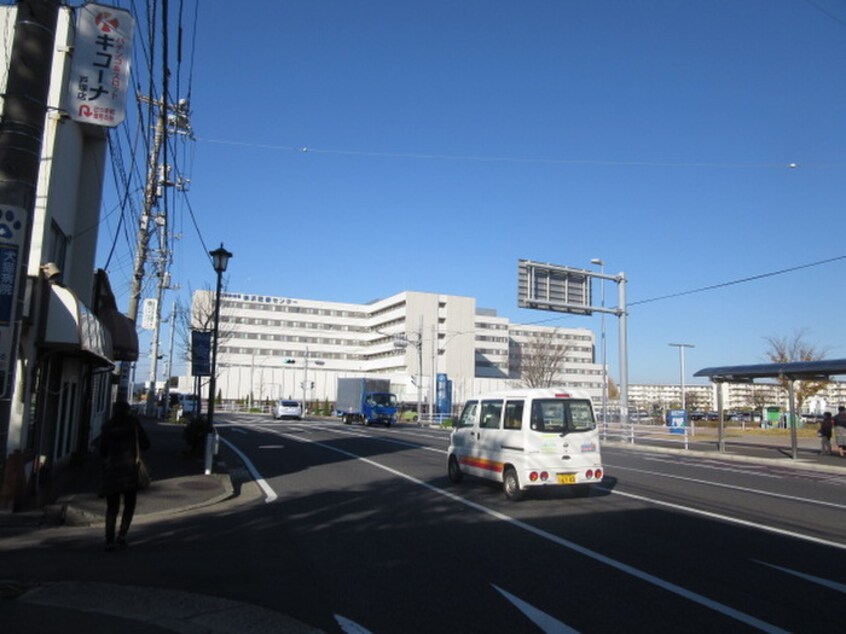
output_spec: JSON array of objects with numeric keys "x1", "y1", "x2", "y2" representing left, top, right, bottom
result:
[
  {"x1": 206, "y1": 243, "x2": 232, "y2": 474},
  {"x1": 590, "y1": 258, "x2": 607, "y2": 424},
  {"x1": 669, "y1": 343, "x2": 694, "y2": 410}
]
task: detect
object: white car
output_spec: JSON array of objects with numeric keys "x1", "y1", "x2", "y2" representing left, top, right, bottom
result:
[
  {"x1": 448, "y1": 388, "x2": 603, "y2": 501},
  {"x1": 273, "y1": 399, "x2": 303, "y2": 420}
]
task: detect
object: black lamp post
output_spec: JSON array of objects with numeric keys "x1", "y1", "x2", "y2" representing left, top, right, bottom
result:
[{"x1": 207, "y1": 244, "x2": 232, "y2": 435}]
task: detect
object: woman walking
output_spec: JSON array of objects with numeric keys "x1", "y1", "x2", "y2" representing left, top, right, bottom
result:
[
  {"x1": 819, "y1": 412, "x2": 833, "y2": 456},
  {"x1": 100, "y1": 401, "x2": 150, "y2": 550}
]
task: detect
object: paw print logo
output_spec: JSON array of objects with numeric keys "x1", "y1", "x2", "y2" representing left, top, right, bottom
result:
[{"x1": 0, "y1": 208, "x2": 23, "y2": 242}]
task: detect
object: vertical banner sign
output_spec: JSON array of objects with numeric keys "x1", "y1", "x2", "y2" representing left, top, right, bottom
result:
[
  {"x1": 0, "y1": 205, "x2": 26, "y2": 397},
  {"x1": 141, "y1": 297, "x2": 157, "y2": 330},
  {"x1": 191, "y1": 330, "x2": 211, "y2": 377},
  {"x1": 436, "y1": 373, "x2": 452, "y2": 416},
  {"x1": 68, "y1": 3, "x2": 135, "y2": 127}
]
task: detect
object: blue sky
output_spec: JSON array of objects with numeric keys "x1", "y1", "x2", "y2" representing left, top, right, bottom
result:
[{"x1": 96, "y1": 0, "x2": 846, "y2": 386}]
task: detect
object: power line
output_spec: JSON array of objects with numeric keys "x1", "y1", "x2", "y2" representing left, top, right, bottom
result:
[
  {"x1": 629, "y1": 255, "x2": 846, "y2": 307},
  {"x1": 198, "y1": 138, "x2": 846, "y2": 170}
]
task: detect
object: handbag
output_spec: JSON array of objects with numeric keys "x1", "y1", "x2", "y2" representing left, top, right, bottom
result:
[
  {"x1": 135, "y1": 425, "x2": 151, "y2": 490},
  {"x1": 137, "y1": 458, "x2": 151, "y2": 490}
]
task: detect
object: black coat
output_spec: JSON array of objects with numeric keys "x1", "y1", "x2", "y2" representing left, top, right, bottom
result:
[{"x1": 100, "y1": 412, "x2": 150, "y2": 495}]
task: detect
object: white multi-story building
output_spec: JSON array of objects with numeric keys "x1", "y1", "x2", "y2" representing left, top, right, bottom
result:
[
  {"x1": 628, "y1": 381, "x2": 846, "y2": 414},
  {"x1": 187, "y1": 289, "x2": 603, "y2": 410}
]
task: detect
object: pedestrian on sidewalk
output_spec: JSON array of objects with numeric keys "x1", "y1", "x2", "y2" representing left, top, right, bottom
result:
[
  {"x1": 819, "y1": 412, "x2": 833, "y2": 456},
  {"x1": 100, "y1": 401, "x2": 150, "y2": 550},
  {"x1": 833, "y1": 406, "x2": 846, "y2": 457}
]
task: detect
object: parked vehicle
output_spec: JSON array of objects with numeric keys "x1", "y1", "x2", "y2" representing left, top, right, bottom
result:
[
  {"x1": 336, "y1": 378, "x2": 398, "y2": 426},
  {"x1": 172, "y1": 392, "x2": 199, "y2": 419},
  {"x1": 448, "y1": 388, "x2": 603, "y2": 501},
  {"x1": 273, "y1": 399, "x2": 303, "y2": 420}
]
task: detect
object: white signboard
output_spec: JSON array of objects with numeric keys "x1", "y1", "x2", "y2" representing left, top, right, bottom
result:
[
  {"x1": 68, "y1": 3, "x2": 134, "y2": 127},
  {"x1": 0, "y1": 205, "x2": 26, "y2": 396},
  {"x1": 141, "y1": 298, "x2": 157, "y2": 331}
]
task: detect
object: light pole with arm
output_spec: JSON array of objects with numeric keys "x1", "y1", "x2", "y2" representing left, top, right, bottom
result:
[
  {"x1": 669, "y1": 343, "x2": 694, "y2": 410},
  {"x1": 590, "y1": 258, "x2": 607, "y2": 423}
]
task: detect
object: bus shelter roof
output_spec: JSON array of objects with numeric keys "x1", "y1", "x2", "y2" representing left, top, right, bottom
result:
[{"x1": 694, "y1": 358, "x2": 846, "y2": 383}]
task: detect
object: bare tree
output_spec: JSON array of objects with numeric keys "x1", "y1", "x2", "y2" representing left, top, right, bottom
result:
[
  {"x1": 607, "y1": 377, "x2": 620, "y2": 401},
  {"x1": 177, "y1": 285, "x2": 235, "y2": 367},
  {"x1": 515, "y1": 329, "x2": 569, "y2": 388},
  {"x1": 763, "y1": 328, "x2": 829, "y2": 411}
]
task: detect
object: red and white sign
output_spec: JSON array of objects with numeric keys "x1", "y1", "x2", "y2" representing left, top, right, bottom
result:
[{"x1": 67, "y1": 3, "x2": 134, "y2": 127}]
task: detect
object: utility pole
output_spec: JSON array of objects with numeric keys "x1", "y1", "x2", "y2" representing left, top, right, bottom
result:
[
  {"x1": 0, "y1": 0, "x2": 61, "y2": 493},
  {"x1": 145, "y1": 213, "x2": 169, "y2": 417},
  {"x1": 161, "y1": 302, "x2": 178, "y2": 419},
  {"x1": 119, "y1": 99, "x2": 165, "y2": 402}
]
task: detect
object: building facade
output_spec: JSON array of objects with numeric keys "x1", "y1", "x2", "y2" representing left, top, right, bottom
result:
[
  {"x1": 186, "y1": 289, "x2": 603, "y2": 411},
  {"x1": 0, "y1": 6, "x2": 137, "y2": 509}
]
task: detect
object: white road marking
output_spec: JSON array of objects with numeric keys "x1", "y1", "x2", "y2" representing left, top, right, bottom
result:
[
  {"x1": 261, "y1": 428, "x2": 788, "y2": 633},
  {"x1": 218, "y1": 436, "x2": 277, "y2": 503},
  {"x1": 603, "y1": 488, "x2": 846, "y2": 551},
  {"x1": 640, "y1": 455, "x2": 782, "y2": 478},
  {"x1": 607, "y1": 464, "x2": 846, "y2": 510},
  {"x1": 335, "y1": 614, "x2": 374, "y2": 633},
  {"x1": 258, "y1": 445, "x2": 285, "y2": 449},
  {"x1": 492, "y1": 585, "x2": 580, "y2": 633},
  {"x1": 753, "y1": 561, "x2": 846, "y2": 593}
]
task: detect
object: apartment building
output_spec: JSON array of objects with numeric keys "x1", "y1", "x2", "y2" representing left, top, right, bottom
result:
[
  {"x1": 628, "y1": 381, "x2": 846, "y2": 413},
  {"x1": 187, "y1": 289, "x2": 603, "y2": 409}
]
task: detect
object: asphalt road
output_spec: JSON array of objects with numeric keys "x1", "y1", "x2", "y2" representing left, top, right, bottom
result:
[
  {"x1": 3, "y1": 413, "x2": 844, "y2": 633},
  {"x1": 211, "y1": 414, "x2": 846, "y2": 633}
]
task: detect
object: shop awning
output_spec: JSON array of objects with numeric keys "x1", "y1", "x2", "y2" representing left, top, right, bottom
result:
[
  {"x1": 97, "y1": 305, "x2": 138, "y2": 362},
  {"x1": 43, "y1": 285, "x2": 113, "y2": 366},
  {"x1": 92, "y1": 269, "x2": 139, "y2": 362}
]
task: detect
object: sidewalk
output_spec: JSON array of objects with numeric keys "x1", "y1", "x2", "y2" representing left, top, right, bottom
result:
[
  {"x1": 0, "y1": 416, "x2": 321, "y2": 633},
  {"x1": 50, "y1": 416, "x2": 235, "y2": 527},
  {"x1": 603, "y1": 429, "x2": 846, "y2": 474}
]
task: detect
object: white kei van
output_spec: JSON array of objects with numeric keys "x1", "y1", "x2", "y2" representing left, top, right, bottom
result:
[{"x1": 447, "y1": 388, "x2": 603, "y2": 500}]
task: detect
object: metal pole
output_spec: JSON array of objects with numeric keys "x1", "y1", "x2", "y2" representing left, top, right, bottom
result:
[
  {"x1": 717, "y1": 382, "x2": 726, "y2": 453},
  {"x1": 669, "y1": 343, "x2": 694, "y2": 411},
  {"x1": 207, "y1": 269, "x2": 223, "y2": 433},
  {"x1": 417, "y1": 316, "x2": 423, "y2": 425},
  {"x1": 302, "y1": 347, "x2": 309, "y2": 413},
  {"x1": 788, "y1": 379, "x2": 798, "y2": 460},
  {"x1": 617, "y1": 272, "x2": 629, "y2": 424},
  {"x1": 591, "y1": 259, "x2": 607, "y2": 424},
  {"x1": 429, "y1": 325, "x2": 436, "y2": 419}
]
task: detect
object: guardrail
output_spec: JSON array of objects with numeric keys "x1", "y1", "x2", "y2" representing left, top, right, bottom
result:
[
  {"x1": 416, "y1": 413, "x2": 453, "y2": 426},
  {"x1": 601, "y1": 421, "x2": 693, "y2": 450}
]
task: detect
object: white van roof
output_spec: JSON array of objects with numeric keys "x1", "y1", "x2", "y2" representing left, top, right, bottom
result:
[{"x1": 467, "y1": 387, "x2": 593, "y2": 401}]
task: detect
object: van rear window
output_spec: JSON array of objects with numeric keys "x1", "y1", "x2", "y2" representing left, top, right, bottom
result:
[{"x1": 530, "y1": 399, "x2": 595, "y2": 433}]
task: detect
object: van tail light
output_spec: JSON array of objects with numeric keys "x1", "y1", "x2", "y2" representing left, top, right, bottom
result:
[
  {"x1": 540, "y1": 471, "x2": 549, "y2": 482},
  {"x1": 594, "y1": 468, "x2": 603, "y2": 480},
  {"x1": 586, "y1": 469, "x2": 594, "y2": 479},
  {"x1": 529, "y1": 471, "x2": 539, "y2": 482}
]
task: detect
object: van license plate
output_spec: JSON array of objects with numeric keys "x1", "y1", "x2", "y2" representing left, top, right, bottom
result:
[{"x1": 557, "y1": 473, "x2": 576, "y2": 484}]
